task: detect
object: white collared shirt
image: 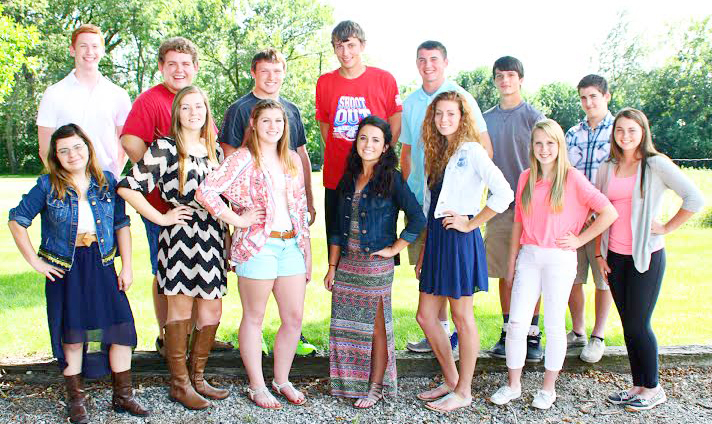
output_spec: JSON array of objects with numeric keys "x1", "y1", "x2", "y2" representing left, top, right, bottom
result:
[
  {"x1": 423, "y1": 141, "x2": 513, "y2": 219},
  {"x1": 37, "y1": 69, "x2": 132, "y2": 177}
]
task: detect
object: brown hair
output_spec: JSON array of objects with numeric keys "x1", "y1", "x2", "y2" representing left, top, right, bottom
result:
[
  {"x1": 47, "y1": 124, "x2": 107, "y2": 200},
  {"x1": 331, "y1": 20, "x2": 366, "y2": 46},
  {"x1": 245, "y1": 99, "x2": 297, "y2": 176},
  {"x1": 158, "y1": 37, "x2": 198, "y2": 64},
  {"x1": 422, "y1": 91, "x2": 480, "y2": 188},
  {"x1": 170, "y1": 86, "x2": 218, "y2": 193},
  {"x1": 251, "y1": 48, "x2": 287, "y2": 72},
  {"x1": 609, "y1": 108, "x2": 660, "y2": 196},
  {"x1": 520, "y1": 119, "x2": 571, "y2": 214},
  {"x1": 71, "y1": 24, "x2": 104, "y2": 47}
]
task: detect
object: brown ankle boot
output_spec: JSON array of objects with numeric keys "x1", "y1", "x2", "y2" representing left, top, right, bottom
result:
[
  {"x1": 111, "y1": 369, "x2": 150, "y2": 416},
  {"x1": 189, "y1": 324, "x2": 230, "y2": 400},
  {"x1": 64, "y1": 374, "x2": 88, "y2": 424},
  {"x1": 165, "y1": 319, "x2": 210, "y2": 410}
]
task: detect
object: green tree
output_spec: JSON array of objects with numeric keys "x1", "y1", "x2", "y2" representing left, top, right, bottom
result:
[
  {"x1": 639, "y1": 17, "x2": 712, "y2": 161},
  {"x1": 595, "y1": 10, "x2": 648, "y2": 110},
  {"x1": 454, "y1": 66, "x2": 498, "y2": 111},
  {"x1": 0, "y1": 5, "x2": 39, "y2": 103},
  {"x1": 0, "y1": 0, "x2": 175, "y2": 173},
  {"x1": 168, "y1": 0, "x2": 333, "y2": 164},
  {"x1": 531, "y1": 82, "x2": 581, "y2": 132}
]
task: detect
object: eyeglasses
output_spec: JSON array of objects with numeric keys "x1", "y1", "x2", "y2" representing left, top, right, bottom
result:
[{"x1": 57, "y1": 143, "x2": 87, "y2": 156}]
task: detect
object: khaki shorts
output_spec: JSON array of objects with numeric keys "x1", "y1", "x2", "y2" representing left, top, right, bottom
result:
[
  {"x1": 575, "y1": 238, "x2": 608, "y2": 290},
  {"x1": 484, "y1": 208, "x2": 515, "y2": 279},
  {"x1": 406, "y1": 229, "x2": 426, "y2": 265}
]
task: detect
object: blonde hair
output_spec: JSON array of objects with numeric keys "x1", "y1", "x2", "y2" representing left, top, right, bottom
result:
[
  {"x1": 245, "y1": 99, "x2": 297, "y2": 176},
  {"x1": 520, "y1": 119, "x2": 571, "y2": 214},
  {"x1": 422, "y1": 91, "x2": 480, "y2": 188},
  {"x1": 170, "y1": 86, "x2": 218, "y2": 193},
  {"x1": 47, "y1": 124, "x2": 107, "y2": 200}
]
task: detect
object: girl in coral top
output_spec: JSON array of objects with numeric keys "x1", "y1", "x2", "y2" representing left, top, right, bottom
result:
[
  {"x1": 595, "y1": 109, "x2": 704, "y2": 411},
  {"x1": 489, "y1": 119, "x2": 618, "y2": 410}
]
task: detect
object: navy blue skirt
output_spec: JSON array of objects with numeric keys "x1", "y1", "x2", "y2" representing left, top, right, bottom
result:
[
  {"x1": 419, "y1": 217, "x2": 488, "y2": 298},
  {"x1": 45, "y1": 244, "x2": 137, "y2": 379},
  {"x1": 419, "y1": 178, "x2": 488, "y2": 298}
]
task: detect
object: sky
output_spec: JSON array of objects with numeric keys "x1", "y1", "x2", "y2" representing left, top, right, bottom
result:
[{"x1": 327, "y1": 0, "x2": 712, "y2": 92}]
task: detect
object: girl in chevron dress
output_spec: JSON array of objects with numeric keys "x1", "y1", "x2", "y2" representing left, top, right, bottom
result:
[{"x1": 118, "y1": 85, "x2": 229, "y2": 410}]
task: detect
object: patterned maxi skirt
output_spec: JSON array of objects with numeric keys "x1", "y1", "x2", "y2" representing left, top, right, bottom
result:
[{"x1": 329, "y1": 193, "x2": 397, "y2": 398}]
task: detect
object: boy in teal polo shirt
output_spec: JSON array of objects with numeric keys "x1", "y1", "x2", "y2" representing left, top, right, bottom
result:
[{"x1": 400, "y1": 40, "x2": 492, "y2": 354}]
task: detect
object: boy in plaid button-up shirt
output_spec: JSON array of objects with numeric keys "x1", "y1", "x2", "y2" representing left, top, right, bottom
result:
[{"x1": 565, "y1": 74, "x2": 614, "y2": 364}]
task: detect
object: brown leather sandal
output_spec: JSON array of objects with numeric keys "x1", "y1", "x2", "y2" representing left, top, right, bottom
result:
[{"x1": 354, "y1": 382, "x2": 384, "y2": 409}]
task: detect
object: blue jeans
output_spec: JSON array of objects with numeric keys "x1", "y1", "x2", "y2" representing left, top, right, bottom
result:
[{"x1": 141, "y1": 216, "x2": 161, "y2": 276}]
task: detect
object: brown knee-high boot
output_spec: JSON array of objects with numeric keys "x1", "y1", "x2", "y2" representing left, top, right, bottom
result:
[
  {"x1": 164, "y1": 319, "x2": 210, "y2": 410},
  {"x1": 189, "y1": 324, "x2": 230, "y2": 400},
  {"x1": 111, "y1": 369, "x2": 150, "y2": 416},
  {"x1": 64, "y1": 374, "x2": 88, "y2": 424}
]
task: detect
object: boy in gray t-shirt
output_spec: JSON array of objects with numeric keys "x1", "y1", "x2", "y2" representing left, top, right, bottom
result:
[{"x1": 483, "y1": 56, "x2": 545, "y2": 362}]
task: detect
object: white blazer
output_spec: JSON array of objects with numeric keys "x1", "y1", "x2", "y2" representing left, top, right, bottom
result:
[{"x1": 423, "y1": 141, "x2": 513, "y2": 219}]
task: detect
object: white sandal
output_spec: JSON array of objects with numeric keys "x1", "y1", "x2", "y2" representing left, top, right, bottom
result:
[
  {"x1": 425, "y1": 391, "x2": 473, "y2": 413},
  {"x1": 417, "y1": 382, "x2": 453, "y2": 401},
  {"x1": 271, "y1": 380, "x2": 306, "y2": 406},
  {"x1": 246, "y1": 386, "x2": 282, "y2": 409}
]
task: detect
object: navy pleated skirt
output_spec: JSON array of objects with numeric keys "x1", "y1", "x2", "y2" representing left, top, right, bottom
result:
[
  {"x1": 45, "y1": 244, "x2": 137, "y2": 379},
  {"x1": 419, "y1": 179, "x2": 488, "y2": 298}
]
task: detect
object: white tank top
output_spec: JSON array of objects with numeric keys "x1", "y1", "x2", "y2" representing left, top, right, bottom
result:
[
  {"x1": 270, "y1": 171, "x2": 293, "y2": 232},
  {"x1": 77, "y1": 198, "x2": 97, "y2": 234}
]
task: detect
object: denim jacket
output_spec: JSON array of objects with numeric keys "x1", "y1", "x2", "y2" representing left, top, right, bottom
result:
[
  {"x1": 8, "y1": 172, "x2": 130, "y2": 270},
  {"x1": 328, "y1": 170, "x2": 426, "y2": 257}
]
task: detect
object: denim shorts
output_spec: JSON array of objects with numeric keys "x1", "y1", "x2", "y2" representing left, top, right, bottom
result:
[
  {"x1": 235, "y1": 237, "x2": 306, "y2": 280},
  {"x1": 141, "y1": 216, "x2": 161, "y2": 275}
]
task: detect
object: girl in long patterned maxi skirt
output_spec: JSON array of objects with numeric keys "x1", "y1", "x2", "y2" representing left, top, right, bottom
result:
[{"x1": 325, "y1": 116, "x2": 426, "y2": 408}]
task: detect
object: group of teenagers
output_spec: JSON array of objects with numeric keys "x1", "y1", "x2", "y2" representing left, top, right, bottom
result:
[{"x1": 7, "y1": 18, "x2": 706, "y2": 422}]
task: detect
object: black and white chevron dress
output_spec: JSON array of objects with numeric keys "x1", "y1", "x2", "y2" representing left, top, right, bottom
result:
[{"x1": 119, "y1": 137, "x2": 227, "y2": 299}]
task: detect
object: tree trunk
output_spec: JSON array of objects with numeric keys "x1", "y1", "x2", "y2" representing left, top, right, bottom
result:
[
  {"x1": 5, "y1": 110, "x2": 18, "y2": 174},
  {"x1": 4, "y1": 79, "x2": 19, "y2": 174}
]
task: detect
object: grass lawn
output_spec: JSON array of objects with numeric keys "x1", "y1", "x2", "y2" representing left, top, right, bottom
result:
[{"x1": 1, "y1": 169, "x2": 711, "y2": 361}]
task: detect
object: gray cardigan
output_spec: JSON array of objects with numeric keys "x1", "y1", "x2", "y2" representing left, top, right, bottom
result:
[{"x1": 596, "y1": 155, "x2": 705, "y2": 273}]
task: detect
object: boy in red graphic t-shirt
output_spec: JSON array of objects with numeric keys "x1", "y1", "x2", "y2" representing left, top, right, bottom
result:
[{"x1": 315, "y1": 21, "x2": 402, "y2": 250}]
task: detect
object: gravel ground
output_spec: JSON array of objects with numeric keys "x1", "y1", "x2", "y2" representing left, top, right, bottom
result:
[{"x1": 1, "y1": 367, "x2": 711, "y2": 423}]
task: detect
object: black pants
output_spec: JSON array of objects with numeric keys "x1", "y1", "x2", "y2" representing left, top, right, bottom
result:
[
  {"x1": 607, "y1": 249, "x2": 666, "y2": 388},
  {"x1": 324, "y1": 188, "x2": 339, "y2": 253}
]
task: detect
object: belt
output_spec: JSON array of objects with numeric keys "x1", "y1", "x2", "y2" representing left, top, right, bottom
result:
[
  {"x1": 269, "y1": 230, "x2": 295, "y2": 239},
  {"x1": 76, "y1": 233, "x2": 98, "y2": 247}
]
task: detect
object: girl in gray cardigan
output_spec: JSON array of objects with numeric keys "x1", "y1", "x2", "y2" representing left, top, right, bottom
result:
[{"x1": 594, "y1": 108, "x2": 704, "y2": 412}]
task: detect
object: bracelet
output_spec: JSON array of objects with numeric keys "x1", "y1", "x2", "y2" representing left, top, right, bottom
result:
[
  {"x1": 595, "y1": 255, "x2": 603, "y2": 258},
  {"x1": 328, "y1": 263, "x2": 337, "y2": 267}
]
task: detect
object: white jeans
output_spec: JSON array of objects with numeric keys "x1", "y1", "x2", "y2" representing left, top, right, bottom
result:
[{"x1": 505, "y1": 245, "x2": 577, "y2": 371}]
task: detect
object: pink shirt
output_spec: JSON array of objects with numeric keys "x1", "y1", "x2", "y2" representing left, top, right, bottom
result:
[
  {"x1": 607, "y1": 173, "x2": 636, "y2": 255},
  {"x1": 514, "y1": 168, "x2": 611, "y2": 248}
]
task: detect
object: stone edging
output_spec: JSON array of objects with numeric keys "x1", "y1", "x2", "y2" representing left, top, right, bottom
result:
[{"x1": 2, "y1": 345, "x2": 711, "y2": 383}]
